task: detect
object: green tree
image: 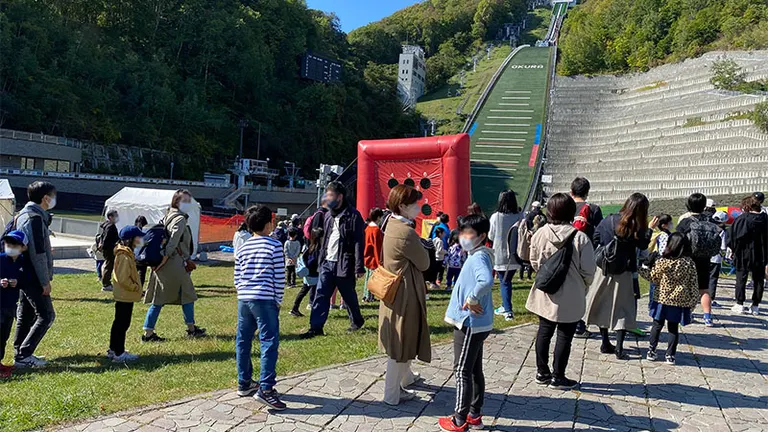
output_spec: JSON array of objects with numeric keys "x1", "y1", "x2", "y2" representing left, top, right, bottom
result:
[
  {"x1": 710, "y1": 58, "x2": 747, "y2": 90},
  {"x1": 752, "y1": 101, "x2": 768, "y2": 133}
]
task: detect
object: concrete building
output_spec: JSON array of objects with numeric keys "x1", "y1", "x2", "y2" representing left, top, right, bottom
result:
[
  {"x1": 0, "y1": 129, "x2": 82, "y2": 173},
  {"x1": 398, "y1": 45, "x2": 427, "y2": 109}
]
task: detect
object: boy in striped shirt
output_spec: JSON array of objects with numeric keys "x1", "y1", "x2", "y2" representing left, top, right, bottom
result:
[{"x1": 234, "y1": 205, "x2": 286, "y2": 410}]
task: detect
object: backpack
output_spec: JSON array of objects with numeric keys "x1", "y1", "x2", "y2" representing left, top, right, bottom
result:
[
  {"x1": 573, "y1": 203, "x2": 591, "y2": 232},
  {"x1": 516, "y1": 220, "x2": 533, "y2": 263},
  {"x1": 136, "y1": 224, "x2": 167, "y2": 267},
  {"x1": 506, "y1": 219, "x2": 524, "y2": 265},
  {"x1": 595, "y1": 236, "x2": 631, "y2": 275},
  {"x1": 95, "y1": 222, "x2": 108, "y2": 252},
  {"x1": 535, "y1": 230, "x2": 578, "y2": 294},
  {"x1": 0, "y1": 215, "x2": 19, "y2": 252},
  {"x1": 303, "y1": 214, "x2": 314, "y2": 239},
  {"x1": 687, "y1": 219, "x2": 721, "y2": 258}
]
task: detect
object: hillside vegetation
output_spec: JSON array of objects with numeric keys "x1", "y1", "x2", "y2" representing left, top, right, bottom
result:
[{"x1": 559, "y1": 0, "x2": 768, "y2": 76}]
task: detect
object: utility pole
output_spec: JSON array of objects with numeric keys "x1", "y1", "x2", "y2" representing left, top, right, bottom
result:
[
  {"x1": 170, "y1": 161, "x2": 174, "y2": 179},
  {"x1": 239, "y1": 119, "x2": 248, "y2": 159},
  {"x1": 257, "y1": 122, "x2": 262, "y2": 160}
]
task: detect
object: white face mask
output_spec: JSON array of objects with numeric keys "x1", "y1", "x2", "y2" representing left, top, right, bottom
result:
[
  {"x1": 114, "y1": 217, "x2": 120, "y2": 224},
  {"x1": 5, "y1": 247, "x2": 21, "y2": 257},
  {"x1": 47, "y1": 195, "x2": 57, "y2": 210},
  {"x1": 459, "y1": 236, "x2": 481, "y2": 251},
  {"x1": 401, "y1": 203, "x2": 420, "y2": 220},
  {"x1": 178, "y1": 202, "x2": 193, "y2": 214}
]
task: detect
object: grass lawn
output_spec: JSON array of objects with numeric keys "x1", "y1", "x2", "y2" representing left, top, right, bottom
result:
[
  {"x1": 0, "y1": 262, "x2": 539, "y2": 431},
  {"x1": 51, "y1": 210, "x2": 103, "y2": 222}
]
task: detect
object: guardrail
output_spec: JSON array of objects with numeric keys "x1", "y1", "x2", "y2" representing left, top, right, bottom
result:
[
  {"x1": 461, "y1": 45, "x2": 530, "y2": 133},
  {"x1": 0, "y1": 128, "x2": 83, "y2": 149},
  {"x1": 524, "y1": 46, "x2": 558, "y2": 210},
  {"x1": 0, "y1": 168, "x2": 232, "y2": 189}
]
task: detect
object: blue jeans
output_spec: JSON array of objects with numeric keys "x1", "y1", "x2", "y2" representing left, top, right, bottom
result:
[
  {"x1": 143, "y1": 303, "x2": 195, "y2": 330},
  {"x1": 309, "y1": 261, "x2": 364, "y2": 331},
  {"x1": 236, "y1": 300, "x2": 279, "y2": 391},
  {"x1": 96, "y1": 260, "x2": 104, "y2": 279},
  {"x1": 498, "y1": 270, "x2": 516, "y2": 313}
]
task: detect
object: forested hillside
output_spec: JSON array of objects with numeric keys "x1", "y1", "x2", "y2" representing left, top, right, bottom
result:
[
  {"x1": 559, "y1": 0, "x2": 768, "y2": 76},
  {"x1": 0, "y1": 0, "x2": 417, "y2": 178}
]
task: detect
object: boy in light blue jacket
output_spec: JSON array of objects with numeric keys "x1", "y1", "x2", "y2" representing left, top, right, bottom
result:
[{"x1": 440, "y1": 214, "x2": 495, "y2": 432}]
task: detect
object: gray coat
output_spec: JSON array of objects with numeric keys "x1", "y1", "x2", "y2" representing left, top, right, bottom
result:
[
  {"x1": 16, "y1": 202, "x2": 53, "y2": 287},
  {"x1": 489, "y1": 211, "x2": 523, "y2": 271},
  {"x1": 145, "y1": 209, "x2": 197, "y2": 306}
]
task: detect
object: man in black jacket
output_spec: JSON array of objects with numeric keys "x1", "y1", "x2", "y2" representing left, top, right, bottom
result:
[
  {"x1": 301, "y1": 182, "x2": 365, "y2": 338},
  {"x1": 98, "y1": 210, "x2": 120, "y2": 292},
  {"x1": 729, "y1": 195, "x2": 768, "y2": 315}
]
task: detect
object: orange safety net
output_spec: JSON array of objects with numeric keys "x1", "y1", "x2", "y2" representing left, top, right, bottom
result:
[{"x1": 199, "y1": 214, "x2": 244, "y2": 244}]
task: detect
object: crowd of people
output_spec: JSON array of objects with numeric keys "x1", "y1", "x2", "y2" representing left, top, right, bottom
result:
[{"x1": 0, "y1": 178, "x2": 766, "y2": 432}]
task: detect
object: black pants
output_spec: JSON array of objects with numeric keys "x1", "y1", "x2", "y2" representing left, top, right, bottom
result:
[
  {"x1": 708, "y1": 262, "x2": 721, "y2": 300},
  {"x1": 453, "y1": 326, "x2": 490, "y2": 425},
  {"x1": 446, "y1": 267, "x2": 461, "y2": 288},
  {"x1": 535, "y1": 317, "x2": 577, "y2": 379},
  {"x1": 0, "y1": 307, "x2": 15, "y2": 362},
  {"x1": 436, "y1": 264, "x2": 445, "y2": 283},
  {"x1": 137, "y1": 263, "x2": 148, "y2": 288},
  {"x1": 292, "y1": 283, "x2": 316, "y2": 312},
  {"x1": 110, "y1": 302, "x2": 134, "y2": 356},
  {"x1": 735, "y1": 265, "x2": 766, "y2": 306},
  {"x1": 286, "y1": 265, "x2": 296, "y2": 286},
  {"x1": 519, "y1": 264, "x2": 533, "y2": 280},
  {"x1": 14, "y1": 287, "x2": 55, "y2": 360},
  {"x1": 692, "y1": 257, "x2": 710, "y2": 292},
  {"x1": 102, "y1": 253, "x2": 115, "y2": 288},
  {"x1": 648, "y1": 318, "x2": 679, "y2": 356},
  {"x1": 600, "y1": 328, "x2": 626, "y2": 353}
]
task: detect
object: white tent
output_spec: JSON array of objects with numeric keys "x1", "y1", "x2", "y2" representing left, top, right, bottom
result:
[
  {"x1": 0, "y1": 179, "x2": 16, "y2": 229},
  {"x1": 104, "y1": 187, "x2": 201, "y2": 253}
]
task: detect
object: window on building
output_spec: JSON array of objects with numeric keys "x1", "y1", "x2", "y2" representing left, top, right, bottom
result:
[
  {"x1": 21, "y1": 157, "x2": 34, "y2": 170},
  {"x1": 43, "y1": 159, "x2": 69, "y2": 172},
  {"x1": 58, "y1": 160, "x2": 70, "y2": 172}
]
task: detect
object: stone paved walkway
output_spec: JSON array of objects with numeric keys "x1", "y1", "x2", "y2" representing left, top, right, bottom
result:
[{"x1": 57, "y1": 280, "x2": 767, "y2": 432}]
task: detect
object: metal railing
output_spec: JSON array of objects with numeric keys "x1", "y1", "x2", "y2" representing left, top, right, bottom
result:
[
  {"x1": 461, "y1": 45, "x2": 530, "y2": 133},
  {"x1": 0, "y1": 128, "x2": 83, "y2": 149},
  {"x1": 0, "y1": 168, "x2": 231, "y2": 188}
]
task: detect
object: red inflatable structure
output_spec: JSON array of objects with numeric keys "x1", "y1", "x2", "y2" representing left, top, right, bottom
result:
[{"x1": 357, "y1": 134, "x2": 472, "y2": 233}]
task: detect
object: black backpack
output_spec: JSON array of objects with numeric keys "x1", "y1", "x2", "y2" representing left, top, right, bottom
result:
[
  {"x1": 0, "y1": 216, "x2": 18, "y2": 253},
  {"x1": 535, "y1": 230, "x2": 578, "y2": 295},
  {"x1": 687, "y1": 219, "x2": 721, "y2": 258},
  {"x1": 595, "y1": 235, "x2": 631, "y2": 275}
]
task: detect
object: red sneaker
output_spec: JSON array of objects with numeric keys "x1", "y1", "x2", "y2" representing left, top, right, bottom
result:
[
  {"x1": 0, "y1": 364, "x2": 12, "y2": 378},
  {"x1": 438, "y1": 416, "x2": 467, "y2": 432},
  {"x1": 467, "y1": 414, "x2": 484, "y2": 430}
]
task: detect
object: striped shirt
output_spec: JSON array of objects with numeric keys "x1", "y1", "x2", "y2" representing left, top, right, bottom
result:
[{"x1": 234, "y1": 235, "x2": 286, "y2": 303}]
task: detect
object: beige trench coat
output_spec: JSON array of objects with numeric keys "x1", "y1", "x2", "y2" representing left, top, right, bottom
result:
[
  {"x1": 145, "y1": 209, "x2": 197, "y2": 306},
  {"x1": 526, "y1": 224, "x2": 596, "y2": 323},
  {"x1": 378, "y1": 218, "x2": 432, "y2": 363}
]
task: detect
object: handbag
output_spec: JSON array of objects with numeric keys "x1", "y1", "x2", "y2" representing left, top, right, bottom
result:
[
  {"x1": 296, "y1": 255, "x2": 310, "y2": 278},
  {"x1": 367, "y1": 266, "x2": 403, "y2": 304}
]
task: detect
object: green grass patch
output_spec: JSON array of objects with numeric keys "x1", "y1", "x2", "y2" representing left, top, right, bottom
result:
[
  {"x1": 635, "y1": 81, "x2": 667, "y2": 92},
  {"x1": 0, "y1": 263, "x2": 537, "y2": 431},
  {"x1": 722, "y1": 110, "x2": 752, "y2": 122},
  {"x1": 682, "y1": 117, "x2": 705, "y2": 128}
]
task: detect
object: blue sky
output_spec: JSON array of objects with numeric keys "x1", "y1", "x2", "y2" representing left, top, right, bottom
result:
[{"x1": 306, "y1": 0, "x2": 422, "y2": 33}]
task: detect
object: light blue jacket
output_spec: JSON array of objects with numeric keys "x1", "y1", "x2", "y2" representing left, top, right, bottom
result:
[{"x1": 444, "y1": 246, "x2": 495, "y2": 333}]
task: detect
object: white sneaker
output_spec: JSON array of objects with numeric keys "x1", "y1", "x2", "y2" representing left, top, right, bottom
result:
[
  {"x1": 112, "y1": 352, "x2": 139, "y2": 363},
  {"x1": 750, "y1": 305, "x2": 760, "y2": 316},
  {"x1": 425, "y1": 294, "x2": 430, "y2": 300},
  {"x1": 731, "y1": 304, "x2": 748, "y2": 314},
  {"x1": 14, "y1": 355, "x2": 48, "y2": 368}
]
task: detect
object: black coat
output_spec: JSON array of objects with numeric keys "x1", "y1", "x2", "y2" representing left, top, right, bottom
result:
[
  {"x1": 319, "y1": 203, "x2": 365, "y2": 278},
  {"x1": 593, "y1": 214, "x2": 652, "y2": 273},
  {"x1": 729, "y1": 212, "x2": 768, "y2": 269}
]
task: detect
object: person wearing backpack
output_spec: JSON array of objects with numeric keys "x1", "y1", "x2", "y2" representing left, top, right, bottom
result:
[
  {"x1": 142, "y1": 189, "x2": 206, "y2": 342},
  {"x1": 570, "y1": 177, "x2": 603, "y2": 338},
  {"x1": 585, "y1": 193, "x2": 653, "y2": 360},
  {"x1": 134, "y1": 216, "x2": 149, "y2": 288},
  {"x1": 97, "y1": 210, "x2": 120, "y2": 292},
  {"x1": 526, "y1": 194, "x2": 595, "y2": 389},
  {"x1": 489, "y1": 190, "x2": 523, "y2": 322},
  {"x1": 728, "y1": 195, "x2": 768, "y2": 315},
  {"x1": 676, "y1": 193, "x2": 721, "y2": 326}
]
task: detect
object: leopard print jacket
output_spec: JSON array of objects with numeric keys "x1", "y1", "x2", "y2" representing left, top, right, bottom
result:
[{"x1": 639, "y1": 256, "x2": 700, "y2": 308}]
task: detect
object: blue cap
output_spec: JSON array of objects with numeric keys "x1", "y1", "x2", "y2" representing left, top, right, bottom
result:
[
  {"x1": 119, "y1": 225, "x2": 146, "y2": 241},
  {"x1": 2, "y1": 230, "x2": 27, "y2": 245}
]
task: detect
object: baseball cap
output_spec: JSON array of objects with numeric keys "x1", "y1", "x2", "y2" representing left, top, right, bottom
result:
[
  {"x1": 532, "y1": 201, "x2": 542, "y2": 208},
  {"x1": 291, "y1": 213, "x2": 300, "y2": 220},
  {"x1": 713, "y1": 211, "x2": 728, "y2": 223},
  {"x1": 119, "y1": 225, "x2": 146, "y2": 241},
  {"x1": 706, "y1": 198, "x2": 715, "y2": 207},
  {"x1": 754, "y1": 192, "x2": 765, "y2": 203},
  {"x1": 2, "y1": 230, "x2": 27, "y2": 245}
]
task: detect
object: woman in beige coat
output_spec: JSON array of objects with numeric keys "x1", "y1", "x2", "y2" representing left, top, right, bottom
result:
[
  {"x1": 378, "y1": 185, "x2": 431, "y2": 406},
  {"x1": 526, "y1": 193, "x2": 596, "y2": 390},
  {"x1": 142, "y1": 190, "x2": 206, "y2": 341}
]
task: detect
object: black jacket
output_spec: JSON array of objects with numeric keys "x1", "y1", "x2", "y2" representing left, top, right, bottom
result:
[
  {"x1": 593, "y1": 214, "x2": 652, "y2": 273},
  {"x1": 100, "y1": 221, "x2": 119, "y2": 258},
  {"x1": 729, "y1": 212, "x2": 768, "y2": 269},
  {"x1": 319, "y1": 203, "x2": 365, "y2": 278}
]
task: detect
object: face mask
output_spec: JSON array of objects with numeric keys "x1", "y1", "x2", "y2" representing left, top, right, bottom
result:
[
  {"x1": 114, "y1": 217, "x2": 120, "y2": 224},
  {"x1": 5, "y1": 247, "x2": 21, "y2": 257},
  {"x1": 402, "y1": 203, "x2": 420, "y2": 220},
  {"x1": 327, "y1": 199, "x2": 339, "y2": 210},
  {"x1": 47, "y1": 195, "x2": 57, "y2": 210},
  {"x1": 459, "y1": 236, "x2": 480, "y2": 251},
  {"x1": 179, "y1": 202, "x2": 193, "y2": 213}
]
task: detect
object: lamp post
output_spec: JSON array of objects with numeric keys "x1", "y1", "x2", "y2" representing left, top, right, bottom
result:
[{"x1": 238, "y1": 119, "x2": 248, "y2": 159}]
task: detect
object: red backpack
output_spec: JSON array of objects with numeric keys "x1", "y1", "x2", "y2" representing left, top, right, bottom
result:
[{"x1": 573, "y1": 203, "x2": 591, "y2": 232}]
